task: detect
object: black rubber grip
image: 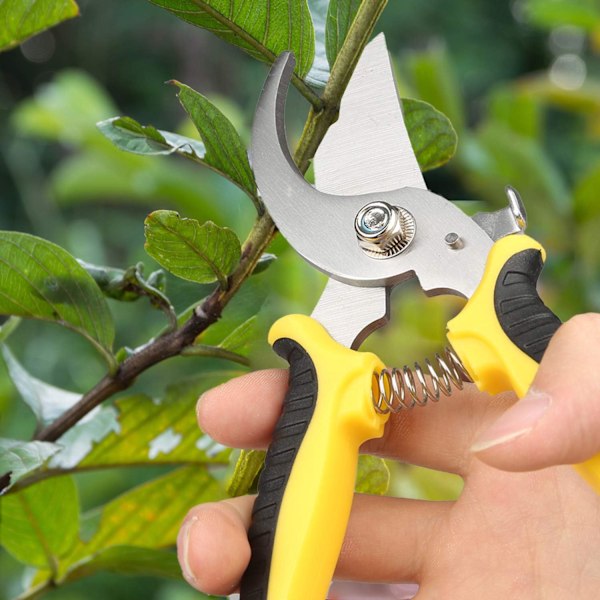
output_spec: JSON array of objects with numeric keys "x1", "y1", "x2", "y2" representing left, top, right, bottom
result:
[
  {"x1": 240, "y1": 338, "x2": 318, "y2": 600},
  {"x1": 494, "y1": 249, "x2": 561, "y2": 363}
]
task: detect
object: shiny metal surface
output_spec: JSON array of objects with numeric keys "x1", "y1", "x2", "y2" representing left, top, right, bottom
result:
[
  {"x1": 313, "y1": 33, "x2": 426, "y2": 194},
  {"x1": 311, "y1": 280, "x2": 389, "y2": 350},
  {"x1": 472, "y1": 185, "x2": 528, "y2": 241},
  {"x1": 354, "y1": 202, "x2": 416, "y2": 259},
  {"x1": 374, "y1": 346, "x2": 471, "y2": 413},
  {"x1": 251, "y1": 49, "x2": 493, "y2": 297}
]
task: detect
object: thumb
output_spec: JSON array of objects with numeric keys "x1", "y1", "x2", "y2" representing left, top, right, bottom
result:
[{"x1": 471, "y1": 313, "x2": 600, "y2": 471}]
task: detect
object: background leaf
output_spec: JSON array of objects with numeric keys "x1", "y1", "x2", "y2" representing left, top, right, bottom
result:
[
  {"x1": 2, "y1": 345, "x2": 81, "y2": 425},
  {"x1": 355, "y1": 455, "x2": 389, "y2": 495},
  {"x1": 0, "y1": 232, "x2": 115, "y2": 364},
  {"x1": 403, "y1": 98, "x2": 457, "y2": 171},
  {"x1": 523, "y1": 0, "x2": 600, "y2": 30},
  {"x1": 53, "y1": 373, "x2": 235, "y2": 472},
  {"x1": 0, "y1": 0, "x2": 79, "y2": 52},
  {"x1": 325, "y1": 0, "x2": 362, "y2": 67},
  {"x1": 227, "y1": 449, "x2": 266, "y2": 497},
  {"x1": 171, "y1": 82, "x2": 257, "y2": 201},
  {"x1": 0, "y1": 476, "x2": 79, "y2": 570},
  {"x1": 144, "y1": 211, "x2": 241, "y2": 288},
  {"x1": 148, "y1": 0, "x2": 315, "y2": 78},
  {"x1": 63, "y1": 466, "x2": 224, "y2": 569},
  {"x1": 64, "y1": 546, "x2": 181, "y2": 580},
  {"x1": 403, "y1": 45, "x2": 466, "y2": 134},
  {"x1": 0, "y1": 439, "x2": 60, "y2": 490},
  {"x1": 97, "y1": 116, "x2": 206, "y2": 158},
  {"x1": 11, "y1": 70, "x2": 233, "y2": 224}
]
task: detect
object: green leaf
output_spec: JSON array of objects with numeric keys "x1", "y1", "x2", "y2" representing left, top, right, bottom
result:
[
  {"x1": 64, "y1": 466, "x2": 224, "y2": 568},
  {"x1": 12, "y1": 70, "x2": 117, "y2": 146},
  {"x1": 218, "y1": 315, "x2": 258, "y2": 355},
  {"x1": 171, "y1": 82, "x2": 257, "y2": 200},
  {"x1": 391, "y1": 464, "x2": 463, "y2": 501},
  {"x1": 0, "y1": 232, "x2": 115, "y2": 365},
  {"x1": 144, "y1": 210, "x2": 241, "y2": 288},
  {"x1": 0, "y1": 439, "x2": 60, "y2": 491},
  {"x1": 1, "y1": 345, "x2": 81, "y2": 425},
  {"x1": 523, "y1": 0, "x2": 600, "y2": 31},
  {"x1": 51, "y1": 150, "x2": 227, "y2": 222},
  {"x1": 227, "y1": 449, "x2": 266, "y2": 497},
  {"x1": 0, "y1": 0, "x2": 79, "y2": 52},
  {"x1": 12, "y1": 71, "x2": 231, "y2": 221},
  {"x1": 0, "y1": 476, "x2": 79, "y2": 570},
  {"x1": 63, "y1": 546, "x2": 182, "y2": 581},
  {"x1": 460, "y1": 123, "x2": 570, "y2": 245},
  {"x1": 574, "y1": 160, "x2": 600, "y2": 221},
  {"x1": 148, "y1": 0, "x2": 315, "y2": 78},
  {"x1": 199, "y1": 275, "x2": 268, "y2": 345},
  {"x1": 99, "y1": 112, "x2": 258, "y2": 208},
  {"x1": 403, "y1": 98, "x2": 457, "y2": 172},
  {"x1": 403, "y1": 45, "x2": 466, "y2": 135},
  {"x1": 55, "y1": 374, "x2": 235, "y2": 472},
  {"x1": 78, "y1": 261, "x2": 176, "y2": 330},
  {"x1": 355, "y1": 455, "x2": 389, "y2": 495},
  {"x1": 97, "y1": 116, "x2": 206, "y2": 158},
  {"x1": 253, "y1": 253, "x2": 277, "y2": 275},
  {"x1": 487, "y1": 85, "x2": 542, "y2": 140},
  {"x1": 325, "y1": 0, "x2": 362, "y2": 67},
  {"x1": 0, "y1": 316, "x2": 21, "y2": 343}
]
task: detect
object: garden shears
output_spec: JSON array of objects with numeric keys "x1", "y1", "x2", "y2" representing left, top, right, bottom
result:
[{"x1": 240, "y1": 34, "x2": 600, "y2": 600}]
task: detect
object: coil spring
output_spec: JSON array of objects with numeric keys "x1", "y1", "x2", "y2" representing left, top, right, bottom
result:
[{"x1": 373, "y1": 346, "x2": 472, "y2": 414}]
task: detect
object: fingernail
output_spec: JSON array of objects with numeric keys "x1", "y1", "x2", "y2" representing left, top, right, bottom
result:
[
  {"x1": 471, "y1": 388, "x2": 552, "y2": 452},
  {"x1": 177, "y1": 515, "x2": 198, "y2": 584}
]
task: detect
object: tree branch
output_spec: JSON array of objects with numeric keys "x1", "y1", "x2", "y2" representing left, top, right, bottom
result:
[{"x1": 29, "y1": 0, "x2": 388, "y2": 447}]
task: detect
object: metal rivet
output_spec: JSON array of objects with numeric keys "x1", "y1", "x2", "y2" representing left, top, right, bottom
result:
[{"x1": 445, "y1": 232, "x2": 463, "y2": 249}]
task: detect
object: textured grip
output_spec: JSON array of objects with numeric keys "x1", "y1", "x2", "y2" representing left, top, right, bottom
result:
[
  {"x1": 494, "y1": 249, "x2": 561, "y2": 363},
  {"x1": 240, "y1": 338, "x2": 317, "y2": 600}
]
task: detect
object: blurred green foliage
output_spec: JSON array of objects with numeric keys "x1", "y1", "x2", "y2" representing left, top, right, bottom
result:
[{"x1": 1, "y1": 0, "x2": 600, "y2": 598}]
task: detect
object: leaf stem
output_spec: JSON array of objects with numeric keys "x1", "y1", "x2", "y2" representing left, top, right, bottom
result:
[{"x1": 9, "y1": 1, "x2": 389, "y2": 470}]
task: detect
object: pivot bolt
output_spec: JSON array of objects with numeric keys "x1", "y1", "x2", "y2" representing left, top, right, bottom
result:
[{"x1": 355, "y1": 201, "x2": 416, "y2": 259}]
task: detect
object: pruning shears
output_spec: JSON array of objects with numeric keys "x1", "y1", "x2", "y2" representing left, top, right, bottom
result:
[{"x1": 239, "y1": 34, "x2": 600, "y2": 600}]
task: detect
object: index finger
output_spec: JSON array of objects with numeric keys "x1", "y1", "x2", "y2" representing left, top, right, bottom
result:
[{"x1": 197, "y1": 369, "x2": 516, "y2": 475}]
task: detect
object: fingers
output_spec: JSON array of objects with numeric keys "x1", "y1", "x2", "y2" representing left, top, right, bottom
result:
[
  {"x1": 197, "y1": 369, "x2": 288, "y2": 449},
  {"x1": 199, "y1": 369, "x2": 514, "y2": 475},
  {"x1": 472, "y1": 313, "x2": 600, "y2": 471},
  {"x1": 177, "y1": 494, "x2": 449, "y2": 596},
  {"x1": 177, "y1": 497, "x2": 252, "y2": 595}
]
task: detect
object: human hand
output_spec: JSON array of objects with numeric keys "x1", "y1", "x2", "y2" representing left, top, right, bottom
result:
[{"x1": 177, "y1": 314, "x2": 600, "y2": 598}]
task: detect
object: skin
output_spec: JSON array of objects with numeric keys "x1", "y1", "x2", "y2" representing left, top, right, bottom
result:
[{"x1": 178, "y1": 314, "x2": 600, "y2": 598}]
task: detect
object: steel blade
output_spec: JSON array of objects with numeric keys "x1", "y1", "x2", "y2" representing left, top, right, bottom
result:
[
  {"x1": 311, "y1": 33, "x2": 421, "y2": 347},
  {"x1": 314, "y1": 33, "x2": 426, "y2": 195}
]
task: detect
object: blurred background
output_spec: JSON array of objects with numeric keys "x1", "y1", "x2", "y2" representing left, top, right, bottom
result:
[{"x1": 1, "y1": 0, "x2": 600, "y2": 598}]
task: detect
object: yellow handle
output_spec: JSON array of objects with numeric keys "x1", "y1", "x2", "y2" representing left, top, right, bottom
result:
[
  {"x1": 242, "y1": 315, "x2": 388, "y2": 600},
  {"x1": 447, "y1": 234, "x2": 600, "y2": 492}
]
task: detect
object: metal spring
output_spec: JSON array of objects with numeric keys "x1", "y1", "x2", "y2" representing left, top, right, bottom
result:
[{"x1": 373, "y1": 346, "x2": 472, "y2": 414}]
